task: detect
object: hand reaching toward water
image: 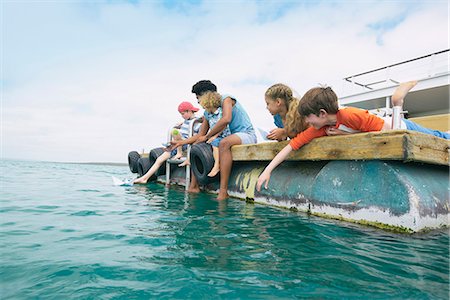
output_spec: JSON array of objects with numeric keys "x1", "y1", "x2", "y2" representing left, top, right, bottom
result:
[{"x1": 256, "y1": 170, "x2": 271, "y2": 192}]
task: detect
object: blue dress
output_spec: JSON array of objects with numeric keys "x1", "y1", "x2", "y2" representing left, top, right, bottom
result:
[{"x1": 204, "y1": 108, "x2": 231, "y2": 147}]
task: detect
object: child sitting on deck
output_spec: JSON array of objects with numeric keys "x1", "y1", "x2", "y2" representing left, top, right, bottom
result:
[
  {"x1": 256, "y1": 81, "x2": 450, "y2": 191},
  {"x1": 198, "y1": 91, "x2": 232, "y2": 177},
  {"x1": 134, "y1": 101, "x2": 201, "y2": 184},
  {"x1": 171, "y1": 79, "x2": 257, "y2": 200}
]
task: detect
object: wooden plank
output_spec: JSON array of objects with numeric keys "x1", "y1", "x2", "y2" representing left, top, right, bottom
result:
[
  {"x1": 232, "y1": 130, "x2": 450, "y2": 166},
  {"x1": 405, "y1": 131, "x2": 449, "y2": 165},
  {"x1": 410, "y1": 113, "x2": 450, "y2": 131}
]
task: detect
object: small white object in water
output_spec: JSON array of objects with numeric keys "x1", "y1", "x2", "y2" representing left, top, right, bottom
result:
[{"x1": 112, "y1": 176, "x2": 134, "y2": 186}]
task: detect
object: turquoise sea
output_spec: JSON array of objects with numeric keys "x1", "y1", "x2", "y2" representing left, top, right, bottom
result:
[{"x1": 1, "y1": 160, "x2": 448, "y2": 299}]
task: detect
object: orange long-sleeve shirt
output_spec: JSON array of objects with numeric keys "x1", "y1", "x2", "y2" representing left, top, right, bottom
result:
[{"x1": 289, "y1": 107, "x2": 385, "y2": 150}]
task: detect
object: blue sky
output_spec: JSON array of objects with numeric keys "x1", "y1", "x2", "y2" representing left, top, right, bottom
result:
[{"x1": 2, "y1": 0, "x2": 448, "y2": 163}]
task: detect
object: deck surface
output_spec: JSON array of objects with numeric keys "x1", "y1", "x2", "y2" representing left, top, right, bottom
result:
[
  {"x1": 232, "y1": 130, "x2": 450, "y2": 166},
  {"x1": 410, "y1": 113, "x2": 449, "y2": 132}
]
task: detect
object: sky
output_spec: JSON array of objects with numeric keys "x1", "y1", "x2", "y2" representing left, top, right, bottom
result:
[{"x1": 2, "y1": 0, "x2": 449, "y2": 163}]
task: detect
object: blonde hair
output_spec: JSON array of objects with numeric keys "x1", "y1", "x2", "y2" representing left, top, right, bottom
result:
[
  {"x1": 199, "y1": 91, "x2": 221, "y2": 112},
  {"x1": 265, "y1": 83, "x2": 308, "y2": 137}
]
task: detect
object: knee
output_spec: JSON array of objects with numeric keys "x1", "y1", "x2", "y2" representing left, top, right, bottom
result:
[
  {"x1": 156, "y1": 154, "x2": 167, "y2": 163},
  {"x1": 218, "y1": 139, "x2": 233, "y2": 151}
]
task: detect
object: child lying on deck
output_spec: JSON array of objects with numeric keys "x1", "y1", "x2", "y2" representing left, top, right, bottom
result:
[{"x1": 256, "y1": 81, "x2": 450, "y2": 191}]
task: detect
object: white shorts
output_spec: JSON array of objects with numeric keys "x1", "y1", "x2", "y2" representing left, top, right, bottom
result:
[
  {"x1": 381, "y1": 116, "x2": 407, "y2": 129},
  {"x1": 234, "y1": 131, "x2": 257, "y2": 145}
]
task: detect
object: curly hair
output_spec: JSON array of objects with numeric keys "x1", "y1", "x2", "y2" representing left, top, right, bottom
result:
[
  {"x1": 265, "y1": 83, "x2": 308, "y2": 138},
  {"x1": 298, "y1": 86, "x2": 338, "y2": 116},
  {"x1": 199, "y1": 91, "x2": 221, "y2": 112},
  {"x1": 191, "y1": 80, "x2": 217, "y2": 96}
]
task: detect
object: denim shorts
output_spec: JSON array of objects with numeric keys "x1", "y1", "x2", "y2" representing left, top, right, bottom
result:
[
  {"x1": 403, "y1": 119, "x2": 450, "y2": 139},
  {"x1": 210, "y1": 137, "x2": 223, "y2": 147}
]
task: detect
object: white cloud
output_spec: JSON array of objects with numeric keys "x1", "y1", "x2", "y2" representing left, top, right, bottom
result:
[{"x1": 2, "y1": 0, "x2": 448, "y2": 162}]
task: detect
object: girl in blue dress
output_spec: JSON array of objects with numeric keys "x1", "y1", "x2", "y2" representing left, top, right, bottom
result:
[{"x1": 199, "y1": 91, "x2": 231, "y2": 177}]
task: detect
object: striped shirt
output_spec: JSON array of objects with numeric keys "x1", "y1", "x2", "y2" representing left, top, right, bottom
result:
[{"x1": 180, "y1": 118, "x2": 201, "y2": 139}]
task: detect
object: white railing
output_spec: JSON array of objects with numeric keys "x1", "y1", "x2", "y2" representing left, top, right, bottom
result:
[
  {"x1": 341, "y1": 49, "x2": 449, "y2": 96},
  {"x1": 165, "y1": 118, "x2": 202, "y2": 190}
]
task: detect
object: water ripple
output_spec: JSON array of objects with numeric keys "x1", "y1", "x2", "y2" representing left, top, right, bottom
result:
[
  {"x1": 70, "y1": 210, "x2": 102, "y2": 216},
  {"x1": 0, "y1": 160, "x2": 448, "y2": 299}
]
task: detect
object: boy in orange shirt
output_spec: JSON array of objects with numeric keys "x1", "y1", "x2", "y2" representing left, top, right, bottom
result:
[{"x1": 256, "y1": 81, "x2": 449, "y2": 191}]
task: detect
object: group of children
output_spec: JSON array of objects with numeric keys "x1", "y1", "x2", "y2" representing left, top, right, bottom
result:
[
  {"x1": 135, "y1": 79, "x2": 449, "y2": 199},
  {"x1": 134, "y1": 80, "x2": 256, "y2": 201}
]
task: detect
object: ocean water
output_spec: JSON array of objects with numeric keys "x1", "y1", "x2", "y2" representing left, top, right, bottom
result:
[{"x1": 1, "y1": 160, "x2": 448, "y2": 299}]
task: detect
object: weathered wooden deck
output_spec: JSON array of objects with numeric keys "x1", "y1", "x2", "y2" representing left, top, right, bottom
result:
[{"x1": 232, "y1": 130, "x2": 449, "y2": 166}]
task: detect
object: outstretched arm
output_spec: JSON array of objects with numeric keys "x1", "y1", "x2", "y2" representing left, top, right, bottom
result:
[
  {"x1": 207, "y1": 131, "x2": 221, "y2": 144},
  {"x1": 256, "y1": 144, "x2": 293, "y2": 191}
]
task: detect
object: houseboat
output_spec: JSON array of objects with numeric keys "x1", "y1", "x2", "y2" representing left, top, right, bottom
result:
[{"x1": 128, "y1": 50, "x2": 449, "y2": 233}]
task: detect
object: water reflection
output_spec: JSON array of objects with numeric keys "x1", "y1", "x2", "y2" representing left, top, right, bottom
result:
[{"x1": 126, "y1": 182, "x2": 449, "y2": 298}]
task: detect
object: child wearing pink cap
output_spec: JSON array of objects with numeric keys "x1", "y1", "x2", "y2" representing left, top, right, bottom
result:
[
  {"x1": 172, "y1": 101, "x2": 201, "y2": 162},
  {"x1": 134, "y1": 101, "x2": 201, "y2": 184}
]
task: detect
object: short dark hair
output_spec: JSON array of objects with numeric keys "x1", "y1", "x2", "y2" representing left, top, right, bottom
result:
[
  {"x1": 299, "y1": 86, "x2": 339, "y2": 116},
  {"x1": 191, "y1": 80, "x2": 217, "y2": 96}
]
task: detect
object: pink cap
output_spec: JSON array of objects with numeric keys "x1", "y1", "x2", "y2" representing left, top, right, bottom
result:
[{"x1": 178, "y1": 101, "x2": 199, "y2": 113}]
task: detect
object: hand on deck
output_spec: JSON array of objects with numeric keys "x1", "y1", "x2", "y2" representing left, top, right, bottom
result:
[
  {"x1": 267, "y1": 128, "x2": 287, "y2": 141},
  {"x1": 325, "y1": 127, "x2": 350, "y2": 136}
]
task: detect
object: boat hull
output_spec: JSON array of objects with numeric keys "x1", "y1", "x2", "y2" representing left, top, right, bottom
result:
[{"x1": 160, "y1": 160, "x2": 449, "y2": 233}]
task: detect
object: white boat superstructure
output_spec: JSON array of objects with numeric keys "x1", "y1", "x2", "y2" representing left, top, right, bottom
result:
[{"x1": 339, "y1": 50, "x2": 449, "y2": 131}]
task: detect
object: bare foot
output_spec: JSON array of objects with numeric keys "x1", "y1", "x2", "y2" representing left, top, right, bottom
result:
[
  {"x1": 217, "y1": 191, "x2": 229, "y2": 200},
  {"x1": 133, "y1": 177, "x2": 148, "y2": 184},
  {"x1": 208, "y1": 166, "x2": 220, "y2": 177},
  {"x1": 392, "y1": 81, "x2": 417, "y2": 107},
  {"x1": 173, "y1": 153, "x2": 183, "y2": 160},
  {"x1": 178, "y1": 160, "x2": 190, "y2": 167},
  {"x1": 188, "y1": 186, "x2": 200, "y2": 193}
]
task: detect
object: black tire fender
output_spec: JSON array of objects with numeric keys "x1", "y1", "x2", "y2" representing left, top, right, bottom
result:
[
  {"x1": 137, "y1": 157, "x2": 152, "y2": 179},
  {"x1": 149, "y1": 147, "x2": 166, "y2": 176},
  {"x1": 128, "y1": 151, "x2": 141, "y2": 173},
  {"x1": 190, "y1": 143, "x2": 217, "y2": 185}
]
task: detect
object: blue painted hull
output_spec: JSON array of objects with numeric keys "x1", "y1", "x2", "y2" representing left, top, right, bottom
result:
[{"x1": 160, "y1": 160, "x2": 449, "y2": 232}]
